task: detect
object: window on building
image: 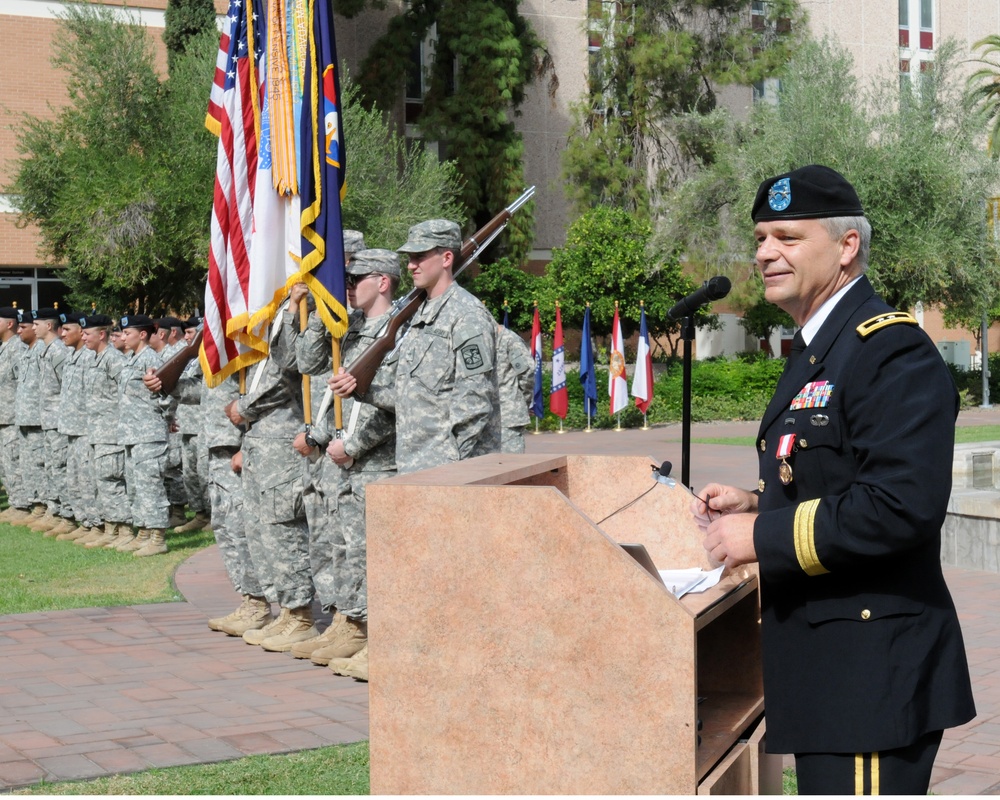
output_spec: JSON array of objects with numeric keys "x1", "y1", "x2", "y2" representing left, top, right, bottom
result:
[{"x1": 899, "y1": 0, "x2": 933, "y2": 92}]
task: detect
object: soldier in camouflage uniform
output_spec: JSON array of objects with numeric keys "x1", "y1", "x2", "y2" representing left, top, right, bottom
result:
[
  {"x1": 54, "y1": 312, "x2": 101, "y2": 540},
  {"x1": 292, "y1": 249, "x2": 399, "y2": 679},
  {"x1": 169, "y1": 317, "x2": 211, "y2": 533},
  {"x1": 117, "y1": 315, "x2": 172, "y2": 556},
  {"x1": 72, "y1": 315, "x2": 132, "y2": 547},
  {"x1": 33, "y1": 309, "x2": 72, "y2": 535},
  {"x1": 495, "y1": 323, "x2": 533, "y2": 454},
  {"x1": 225, "y1": 301, "x2": 317, "y2": 651},
  {"x1": 330, "y1": 219, "x2": 501, "y2": 475},
  {"x1": 13, "y1": 309, "x2": 45, "y2": 526},
  {"x1": 204, "y1": 376, "x2": 272, "y2": 636},
  {"x1": 155, "y1": 317, "x2": 189, "y2": 525},
  {"x1": 0, "y1": 308, "x2": 27, "y2": 523}
]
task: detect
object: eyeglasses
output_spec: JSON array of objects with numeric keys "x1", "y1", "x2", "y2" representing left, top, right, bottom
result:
[{"x1": 346, "y1": 273, "x2": 381, "y2": 288}]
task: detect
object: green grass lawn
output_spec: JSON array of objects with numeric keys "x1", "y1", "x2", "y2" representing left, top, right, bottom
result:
[
  {"x1": 13, "y1": 742, "x2": 370, "y2": 795},
  {"x1": 0, "y1": 522, "x2": 214, "y2": 615}
]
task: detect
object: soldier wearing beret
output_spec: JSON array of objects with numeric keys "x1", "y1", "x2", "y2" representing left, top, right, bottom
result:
[
  {"x1": 329, "y1": 219, "x2": 501, "y2": 474},
  {"x1": 55, "y1": 312, "x2": 101, "y2": 540},
  {"x1": 0, "y1": 309, "x2": 27, "y2": 523},
  {"x1": 691, "y1": 165, "x2": 975, "y2": 794},
  {"x1": 71, "y1": 315, "x2": 132, "y2": 547},
  {"x1": 32, "y1": 309, "x2": 72, "y2": 535},
  {"x1": 13, "y1": 309, "x2": 46, "y2": 527},
  {"x1": 117, "y1": 315, "x2": 172, "y2": 556}
]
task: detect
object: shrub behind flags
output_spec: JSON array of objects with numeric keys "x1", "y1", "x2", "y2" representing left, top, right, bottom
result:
[
  {"x1": 200, "y1": 0, "x2": 266, "y2": 387},
  {"x1": 298, "y1": 0, "x2": 350, "y2": 338},
  {"x1": 632, "y1": 303, "x2": 654, "y2": 413},
  {"x1": 550, "y1": 303, "x2": 568, "y2": 419},
  {"x1": 579, "y1": 304, "x2": 598, "y2": 417},
  {"x1": 530, "y1": 304, "x2": 544, "y2": 418},
  {"x1": 609, "y1": 303, "x2": 628, "y2": 415}
]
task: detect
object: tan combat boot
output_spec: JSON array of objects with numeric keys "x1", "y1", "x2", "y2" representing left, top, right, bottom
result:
[
  {"x1": 289, "y1": 612, "x2": 346, "y2": 659},
  {"x1": 172, "y1": 512, "x2": 210, "y2": 533},
  {"x1": 133, "y1": 529, "x2": 167, "y2": 557},
  {"x1": 74, "y1": 525, "x2": 106, "y2": 545},
  {"x1": 210, "y1": 596, "x2": 273, "y2": 636},
  {"x1": 310, "y1": 617, "x2": 367, "y2": 665},
  {"x1": 29, "y1": 511, "x2": 61, "y2": 532},
  {"x1": 84, "y1": 521, "x2": 117, "y2": 548},
  {"x1": 43, "y1": 518, "x2": 74, "y2": 538},
  {"x1": 22, "y1": 504, "x2": 46, "y2": 528},
  {"x1": 3, "y1": 507, "x2": 30, "y2": 525},
  {"x1": 243, "y1": 608, "x2": 288, "y2": 645},
  {"x1": 167, "y1": 505, "x2": 187, "y2": 528},
  {"x1": 0, "y1": 506, "x2": 22, "y2": 523},
  {"x1": 58, "y1": 524, "x2": 92, "y2": 541},
  {"x1": 328, "y1": 643, "x2": 368, "y2": 681},
  {"x1": 111, "y1": 524, "x2": 136, "y2": 550},
  {"x1": 120, "y1": 528, "x2": 150, "y2": 553},
  {"x1": 259, "y1": 606, "x2": 319, "y2": 653}
]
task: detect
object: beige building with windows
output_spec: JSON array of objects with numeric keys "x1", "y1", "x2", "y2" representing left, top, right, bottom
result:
[{"x1": 1, "y1": 0, "x2": 998, "y2": 361}]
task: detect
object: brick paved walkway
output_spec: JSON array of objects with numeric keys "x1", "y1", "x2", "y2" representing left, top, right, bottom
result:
[{"x1": 0, "y1": 413, "x2": 998, "y2": 791}]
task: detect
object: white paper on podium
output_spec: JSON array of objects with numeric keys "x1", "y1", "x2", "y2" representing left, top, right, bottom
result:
[{"x1": 658, "y1": 565, "x2": 725, "y2": 598}]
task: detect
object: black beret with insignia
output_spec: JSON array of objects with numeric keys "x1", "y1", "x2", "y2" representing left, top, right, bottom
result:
[
  {"x1": 0, "y1": 307, "x2": 18, "y2": 320},
  {"x1": 752, "y1": 164, "x2": 865, "y2": 222},
  {"x1": 34, "y1": 308, "x2": 61, "y2": 322},
  {"x1": 120, "y1": 314, "x2": 155, "y2": 330},
  {"x1": 81, "y1": 314, "x2": 113, "y2": 328}
]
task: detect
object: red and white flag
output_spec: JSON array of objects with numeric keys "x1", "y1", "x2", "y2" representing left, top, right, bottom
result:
[
  {"x1": 609, "y1": 304, "x2": 628, "y2": 415},
  {"x1": 632, "y1": 304, "x2": 653, "y2": 413},
  {"x1": 200, "y1": 0, "x2": 264, "y2": 386},
  {"x1": 550, "y1": 303, "x2": 568, "y2": 419}
]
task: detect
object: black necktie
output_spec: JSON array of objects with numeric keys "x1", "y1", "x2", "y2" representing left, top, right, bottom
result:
[{"x1": 785, "y1": 330, "x2": 805, "y2": 372}]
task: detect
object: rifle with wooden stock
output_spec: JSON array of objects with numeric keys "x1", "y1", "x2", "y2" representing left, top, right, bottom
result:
[
  {"x1": 154, "y1": 328, "x2": 203, "y2": 394},
  {"x1": 346, "y1": 186, "x2": 536, "y2": 395}
]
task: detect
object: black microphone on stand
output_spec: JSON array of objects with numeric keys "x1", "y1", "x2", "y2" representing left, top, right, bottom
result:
[{"x1": 668, "y1": 276, "x2": 732, "y2": 320}]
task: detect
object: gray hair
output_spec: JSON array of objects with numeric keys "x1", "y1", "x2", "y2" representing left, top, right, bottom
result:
[{"x1": 818, "y1": 215, "x2": 871, "y2": 273}]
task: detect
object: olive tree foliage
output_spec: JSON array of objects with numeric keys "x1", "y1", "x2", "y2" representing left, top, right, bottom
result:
[
  {"x1": 338, "y1": 79, "x2": 464, "y2": 255},
  {"x1": 561, "y1": 0, "x2": 803, "y2": 219},
  {"x1": 660, "y1": 38, "x2": 1000, "y2": 318},
  {"x1": 163, "y1": 0, "x2": 218, "y2": 74},
  {"x1": 533, "y1": 206, "x2": 709, "y2": 357},
  {"x1": 333, "y1": 0, "x2": 552, "y2": 263},
  {"x1": 6, "y1": 4, "x2": 207, "y2": 314}
]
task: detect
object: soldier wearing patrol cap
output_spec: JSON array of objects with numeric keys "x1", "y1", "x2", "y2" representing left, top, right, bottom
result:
[
  {"x1": 329, "y1": 219, "x2": 501, "y2": 475},
  {"x1": 0, "y1": 308, "x2": 27, "y2": 523},
  {"x1": 690, "y1": 165, "x2": 975, "y2": 794},
  {"x1": 292, "y1": 248, "x2": 400, "y2": 678}
]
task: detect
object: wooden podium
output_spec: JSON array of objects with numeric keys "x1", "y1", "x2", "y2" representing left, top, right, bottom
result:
[{"x1": 366, "y1": 453, "x2": 778, "y2": 794}]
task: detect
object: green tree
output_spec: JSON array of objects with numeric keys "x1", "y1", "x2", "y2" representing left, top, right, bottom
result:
[
  {"x1": 662, "y1": 38, "x2": 1000, "y2": 319},
  {"x1": 562, "y1": 0, "x2": 803, "y2": 218},
  {"x1": 164, "y1": 0, "x2": 218, "y2": 75},
  {"x1": 739, "y1": 294, "x2": 793, "y2": 356},
  {"x1": 340, "y1": 0, "x2": 550, "y2": 263},
  {"x1": 466, "y1": 257, "x2": 540, "y2": 331},
  {"x1": 536, "y1": 206, "x2": 704, "y2": 356},
  {"x1": 339, "y1": 80, "x2": 464, "y2": 257}
]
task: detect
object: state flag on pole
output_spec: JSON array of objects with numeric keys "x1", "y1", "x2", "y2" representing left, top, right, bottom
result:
[
  {"x1": 201, "y1": 0, "x2": 266, "y2": 387},
  {"x1": 550, "y1": 303, "x2": 568, "y2": 419},
  {"x1": 609, "y1": 304, "x2": 628, "y2": 415},
  {"x1": 632, "y1": 303, "x2": 653, "y2": 413},
  {"x1": 530, "y1": 305, "x2": 544, "y2": 418},
  {"x1": 579, "y1": 304, "x2": 598, "y2": 417}
]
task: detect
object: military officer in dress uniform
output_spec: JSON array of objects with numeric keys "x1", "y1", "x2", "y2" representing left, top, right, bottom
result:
[{"x1": 690, "y1": 165, "x2": 975, "y2": 794}]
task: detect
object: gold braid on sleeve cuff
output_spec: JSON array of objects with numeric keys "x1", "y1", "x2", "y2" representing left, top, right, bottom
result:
[{"x1": 794, "y1": 498, "x2": 829, "y2": 576}]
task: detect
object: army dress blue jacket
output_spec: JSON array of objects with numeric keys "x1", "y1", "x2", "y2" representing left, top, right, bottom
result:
[{"x1": 753, "y1": 276, "x2": 975, "y2": 754}]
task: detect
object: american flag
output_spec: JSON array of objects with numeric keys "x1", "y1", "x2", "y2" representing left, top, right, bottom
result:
[{"x1": 201, "y1": 0, "x2": 266, "y2": 386}]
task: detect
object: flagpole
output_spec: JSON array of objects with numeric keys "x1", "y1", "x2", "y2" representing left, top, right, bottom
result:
[
  {"x1": 332, "y1": 337, "x2": 344, "y2": 431},
  {"x1": 616, "y1": 411, "x2": 622, "y2": 431},
  {"x1": 300, "y1": 302, "x2": 312, "y2": 426},
  {"x1": 642, "y1": 412, "x2": 649, "y2": 431}
]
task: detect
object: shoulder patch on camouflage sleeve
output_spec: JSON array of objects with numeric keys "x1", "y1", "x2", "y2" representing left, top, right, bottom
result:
[
  {"x1": 855, "y1": 312, "x2": 918, "y2": 339},
  {"x1": 457, "y1": 333, "x2": 492, "y2": 376}
]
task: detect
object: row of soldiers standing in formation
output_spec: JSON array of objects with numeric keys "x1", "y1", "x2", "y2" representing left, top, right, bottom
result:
[
  {"x1": 0, "y1": 219, "x2": 535, "y2": 684},
  {"x1": 0, "y1": 307, "x2": 210, "y2": 555}
]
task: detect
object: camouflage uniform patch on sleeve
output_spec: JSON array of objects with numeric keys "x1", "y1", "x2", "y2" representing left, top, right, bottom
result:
[{"x1": 457, "y1": 334, "x2": 491, "y2": 376}]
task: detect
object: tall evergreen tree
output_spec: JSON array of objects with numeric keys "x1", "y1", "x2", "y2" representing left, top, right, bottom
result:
[
  {"x1": 164, "y1": 0, "x2": 218, "y2": 75},
  {"x1": 339, "y1": 0, "x2": 551, "y2": 263},
  {"x1": 562, "y1": 0, "x2": 802, "y2": 218}
]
